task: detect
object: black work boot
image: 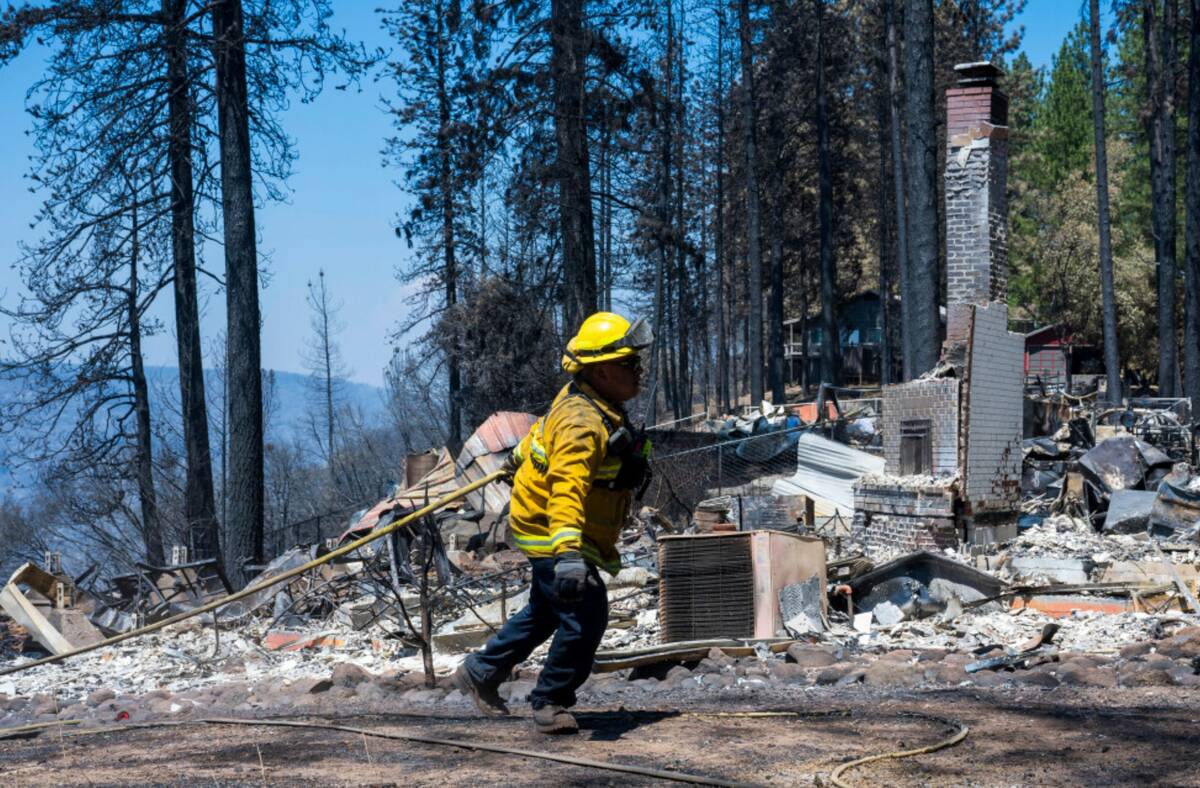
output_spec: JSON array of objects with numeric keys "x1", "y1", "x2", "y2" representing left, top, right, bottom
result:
[
  {"x1": 453, "y1": 661, "x2": 510, "y2": 717},
  {"x1": 532, "y1": 704, "x2": 578, "y2": 735}
]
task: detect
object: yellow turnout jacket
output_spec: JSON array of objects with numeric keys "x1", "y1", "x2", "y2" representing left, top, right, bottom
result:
[{"x1": 508, "y1": 381, "x2": 632, "y2": 574}]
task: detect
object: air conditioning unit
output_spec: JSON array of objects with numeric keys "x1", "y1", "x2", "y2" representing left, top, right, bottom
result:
[{"x1": 658, "y1": 530, "x2": 827, "y2": 643}]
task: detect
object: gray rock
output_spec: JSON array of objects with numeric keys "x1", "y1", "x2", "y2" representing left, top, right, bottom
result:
[
  {"x1": 967, "y1": 671, "x2": 1006, "y2": 687},
  {"x1": 1157, "y1": 628, "x2": 1200, "y2": 659},
  {"x1": 815, "y1": 665, "x2": 853, "y2": 686},
  {"x1": 665, "y1": 665, "x2": 692, "y2": 681},
  {"x1": 863, "y1": 661, "x2": 923, "y2": 688},
  {"x1": 769, "y1": 663, "x2": 809, "y2": 682},
  {"x1": 294, "y1": 677, "x2": 334, "y2": 694},
  {"x1": 835, "y1": 669, "x2": 866, "y2": 686},
  {"x1": 1118, "y1": 642, "x2": 1154, "y2": 660},
  {"x1": 915, "y1": 649, "x2": 949, "y2": 663},
  {"x1": 330, "y1": 662, "x2": 372, "y2": 688},
  {"x1": 785, "y1": 645, "x2": 838, "y2": 668},
  {"x1": 1118, "y1": 665, "x2": 1173, "y2": 687},
  {"x1": 703, "y1": 674, "x2": 735, "y2": 689},
  {"x1": 876, "y1": 649, "x2": 916, "y2": 663},
  {"x1": 30, "y1": 694, "x2": 59, "y2": 716},
  {"x1": 1013, "y1": 669, "x2": 1060, "y2": 688},
  {"x1": 1168, "y1": 664, "x2": 1200, "y2": 686}
]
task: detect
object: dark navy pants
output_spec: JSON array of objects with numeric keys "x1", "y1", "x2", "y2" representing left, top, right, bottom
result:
[{"x1": 464, "y1": 557, "x2": 608, "y2": 709}]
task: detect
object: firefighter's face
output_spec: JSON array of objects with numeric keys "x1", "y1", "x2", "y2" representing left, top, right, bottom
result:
[{"x1": 587, "y1": 354, "x2": 642, "y2": 402}]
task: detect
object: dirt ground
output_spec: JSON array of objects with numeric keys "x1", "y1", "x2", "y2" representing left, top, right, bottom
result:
[{"x1": 3, "y1": 685, "x2": 1198, "y2": 786}]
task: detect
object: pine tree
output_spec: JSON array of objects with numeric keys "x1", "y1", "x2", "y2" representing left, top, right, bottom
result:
[
  {"x1": 1090, "y1": 0, "x2": 1124, "y2": 405},
  {"x1": 903, "y1": 0, "x2": 940, "y2": 378}
]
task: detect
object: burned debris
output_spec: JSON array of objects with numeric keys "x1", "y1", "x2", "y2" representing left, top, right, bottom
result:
[{"x1": 3, "y1": 64, "x2": 1200, "y2": 759}]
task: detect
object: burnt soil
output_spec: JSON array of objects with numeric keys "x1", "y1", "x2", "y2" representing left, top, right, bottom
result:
[{"x1": 3, "y1": 685, "x2": 1198, "y2": 786}]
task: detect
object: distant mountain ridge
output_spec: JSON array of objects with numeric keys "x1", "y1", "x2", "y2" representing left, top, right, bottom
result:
[{"x1": 0, "y1": 366, "x2": 388, "y2": 493}]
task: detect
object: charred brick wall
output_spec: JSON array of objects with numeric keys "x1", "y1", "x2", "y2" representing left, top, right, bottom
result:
[
  {"x1": 961, "y1": 303, "x2": 1024, "y2": 513},
  {"x1": 881, "y1": 378, "x2": 960, "y2": 477},
  {"x1": 854, "y1": 480, "x2": 959, "y2": 554},
  {"x1": 859, "y1": 513, "x2": 959, "y2": 554}
]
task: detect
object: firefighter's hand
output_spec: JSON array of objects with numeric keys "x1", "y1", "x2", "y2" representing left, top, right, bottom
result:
[
  {"x1": 553, "y1": 551, "x2": 588, "y2": 603},
  {"x1": 500, "y1": 451, "x2": 520, "y2": 486}
]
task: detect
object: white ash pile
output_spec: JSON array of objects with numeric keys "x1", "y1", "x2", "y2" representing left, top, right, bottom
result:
[
  {"x1": 838, "y1": 608, "x2": 1173, "y2": 655},
  {"x1": 0, "y1": 617, "x2": 434, "y2": 702},
  {"x1": 1004, "y1": 515, "x2": 1188, "y2": 563}
]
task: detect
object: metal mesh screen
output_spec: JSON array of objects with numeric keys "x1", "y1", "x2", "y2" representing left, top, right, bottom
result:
[
  {"x1": 642, "y1": 427, "x2": 808, "y2": 528},
  {"x1": 658, "y1": 535, "x2": 755, "y2": 642}
]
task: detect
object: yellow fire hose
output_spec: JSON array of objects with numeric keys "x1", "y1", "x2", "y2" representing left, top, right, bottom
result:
[{"x1": 0, "y1": 471, "x2": 506, "y2": 678}]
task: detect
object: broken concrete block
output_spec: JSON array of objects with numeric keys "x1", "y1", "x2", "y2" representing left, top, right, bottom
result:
[
  {"x1": 43, "y1": 608, "x2": 103, "y2": 647},
  {"x1": 1008, "y1": 556, "x2": 1093, "y2": 584}
]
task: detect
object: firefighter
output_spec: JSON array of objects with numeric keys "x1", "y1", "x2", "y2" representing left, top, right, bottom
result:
[{"x1": 454, "y1": 311, "x2": 653, "y2": 734}]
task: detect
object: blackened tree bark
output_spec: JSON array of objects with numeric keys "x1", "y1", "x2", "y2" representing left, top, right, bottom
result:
[
  {"x1": 875, "y1": 10, "x2": 893, "y2": 387},
  {"x1": 768, "y1": 177, "x2": 786, "y2": 401},
  {"x1": 716, "y1": 3, "x2": 730, "y2": 413},
  {"x1": 126, "y1": 182, "x2": 163, "y2": 566},
  {"x1": 886, "y1": 0, "x2": 911, "y2": 381},
  {"x1": 1185, "y1": 0, "x2": 1200, "y2": 413},
  {"x1": 1145, "y1": 0, "x2": 1179, "y2": 396},
  {"x1": 164, "y1": 0, "x2": 219, "y2": 563},
  {"x1": 435, "y1": 3, "x2": 462, "y2": 452},
  {"x1": 903, "y1": 0, "x2": 939, "y2": 377},
  {"x1": 816, "y1": 0, "x2": 840, "y2": 386},
  {"x1": 213, "y1": 0, "x2": 264, "y2": 587},
  {"x1": 551, "y1": 0, "x2": 596, "y2": 332},
  {"x1": 737, "y1": 0, "x2": 764, "y2": 404},
  {"x1": 1090, "y1": 0, "x2": 1123, "y2": 406},
  {"x1": 674, "y1": 1, "x2": 692, "y2": 416}
]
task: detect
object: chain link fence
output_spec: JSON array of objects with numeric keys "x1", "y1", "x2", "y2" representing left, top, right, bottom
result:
[{"x1": 642, "y1": 426, "x2": 811, "y2": 529}]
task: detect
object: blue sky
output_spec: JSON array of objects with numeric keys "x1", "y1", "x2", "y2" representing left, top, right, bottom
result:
[{"x1": 0, "y1": 0, "x2": 1085, "y2": 387}]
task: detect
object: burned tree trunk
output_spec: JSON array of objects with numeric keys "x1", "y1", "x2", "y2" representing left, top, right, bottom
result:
[
  {"x1": 164, "y1": 0, "x2": 219, "y2": 564},
  {"x1": 435, "y1": 3, "x2": 462, "y2": 452},
  {"x1": 903, "y1": 0, "x2": 939, "y2": 377},
  {"x1": 1184, "y1": 0, "x2": 1200, "y2": 413},
  {"x1": 737, "y1": 0, "x2": 764, "y2": 405},
  {"x1": 127, "y1": 187, "x2": 163, "y2": 566},
  {"x1": 551, "y1": 0, "x2": 597, "y2": 331},
  {"x1": 716, "y1": 4, "x2": 731, "y2": 413},
  {"x1": 213, "y1": 0, "x2": 264, "y2": 586},
  {"x1": 816, "y1": 0, "x2": 840, "y2": 387},
  {"x1": 886, "y1": 0, "x2": 908, "y2": 382},
  {"x1": 1145, "y1": 0, "x2": 1179, "y2": 396},
  {"x1": 876, "y1": 18, "x2": 894, "y2": 387},
  {"x1": 1090, "y1": 0, "x2": 1123, "y2": 406}
]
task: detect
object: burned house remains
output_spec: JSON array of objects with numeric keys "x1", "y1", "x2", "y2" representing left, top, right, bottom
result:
[{"x1": 854, "y1": 63, "x2": 1024, "y2": 554}]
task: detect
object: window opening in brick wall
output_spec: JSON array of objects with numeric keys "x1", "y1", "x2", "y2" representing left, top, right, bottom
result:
[{"x1": 899, "y1": 419, "x2": 932, "y2": 475}]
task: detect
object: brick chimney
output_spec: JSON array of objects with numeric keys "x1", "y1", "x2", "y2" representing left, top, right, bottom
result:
[{"x1": 944, "y1": 62, "x2": 1008, "y2": 311}]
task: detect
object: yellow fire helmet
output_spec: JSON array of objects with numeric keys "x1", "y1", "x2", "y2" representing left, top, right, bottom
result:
[{"x1": 561, "y1": 312, "x2": 654, "y2": 374}]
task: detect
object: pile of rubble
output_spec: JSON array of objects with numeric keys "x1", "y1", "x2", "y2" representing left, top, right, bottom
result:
[{"x1": 3, "y1": 387, "x2": 1200, "y2": 734}]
